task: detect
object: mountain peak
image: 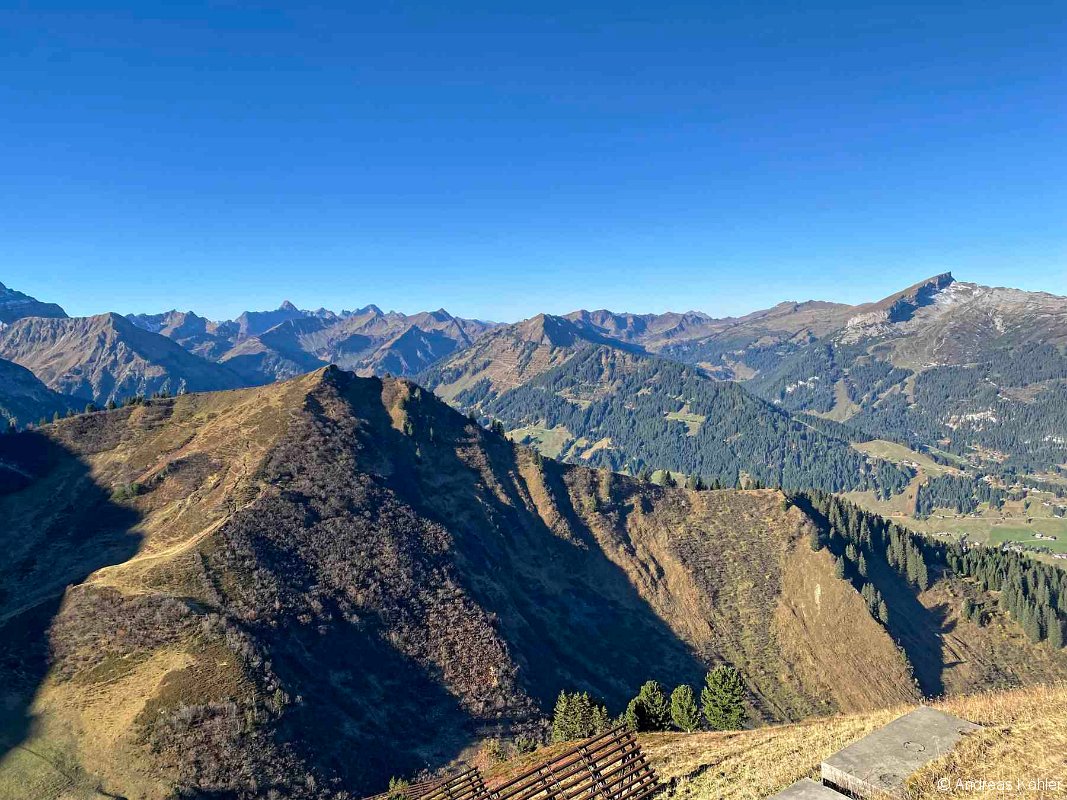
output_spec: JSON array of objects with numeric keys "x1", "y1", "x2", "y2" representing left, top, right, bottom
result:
[
  {"x1": 847, "y1": 272, "x2": 956, "y2": 328},
  {"x1": 278, "y1": 300, "x2": 299, "y2": 312},
  {"x1": 515, "y1": 313, "x2": 581, "y2": 347},
  {"x1": 0, "y1": 281, "x2": 68, "y2": 324}
]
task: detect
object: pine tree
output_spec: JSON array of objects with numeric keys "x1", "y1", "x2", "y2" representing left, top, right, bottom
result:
[
  {"x1": 877, "y1": 599, "x2": 890, "y2": 625},
  {"x1": 552, "y1": 690, "x2": 609, "y2": 740},
  {"x1": 669, "y1": 685, "x2": 700, "y2": 732},
  {"x1": 590, "y1": 703, "x2": 611, "y2": 734},
  {"x1": 833, "y1": 557, "x2": 847, "y2": 580},
  {"x1": 551, "y1": 691, "x2": 572, "y2": 742},
  {"x1": 625, "y1": 681, "x2": 671, "y2": 732},
  {"x1": 701, "y1": 667, "x2": 746, "y2": 731},
  {"x1": 961, "y1": 599, "x2": 974, "y2": 622},
  {"x1": 809, "y1": 529, "x2": 824, "y2": 551},
  {"x1": 1048, "y1": 614, "x2": 1066, "y2": 650},
  {"x1": 857, "y1": 553, "x2": 868, "y2": 577}
]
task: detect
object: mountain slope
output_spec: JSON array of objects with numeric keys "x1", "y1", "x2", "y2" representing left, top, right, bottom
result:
[
  {"x1": 126, "y1": 310, "x2": 237, "y2": 360},
  {"x1": 0, "y1": 357, "x2": 76, "y2": 427},
  {"x1": 2, "y1": 369, "x2": 1063, "y2": 799},
  {"x1": 0, "y1": 281, "x2": 67, "y2": 324},
  {"x1": 742, "y1": 275, "x2": 1067, "y2": 473},
  {"x1": 0, "y1": 313, "x2": 245, "y2": 402},
  {"x1": 422, "y1": 316, "x2": 912, "y2": 495}
]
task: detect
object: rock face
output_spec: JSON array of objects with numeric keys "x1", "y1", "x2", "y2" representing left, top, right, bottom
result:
[
  {"x1": 0, "y1": 312, "x2": 245, "y2": 402},
  {"x1": 844, "y1": 272, "x2": 956, "y2": 329},
  {"x1": 0, "y1": 281, "x2": 67, "y2": 324}
]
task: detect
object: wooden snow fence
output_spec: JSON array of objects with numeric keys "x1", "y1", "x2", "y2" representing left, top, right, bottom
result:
[{"x1": 362, "y1": 727, "x2": 658, "y2": 800}]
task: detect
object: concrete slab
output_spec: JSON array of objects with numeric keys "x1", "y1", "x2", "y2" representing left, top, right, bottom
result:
[
  {"x1": 821, "y1": 707, "x2": 981, "y2": 798},
  {"x1": 767, "y1": 778, "x2": 847, "y2": 799}
]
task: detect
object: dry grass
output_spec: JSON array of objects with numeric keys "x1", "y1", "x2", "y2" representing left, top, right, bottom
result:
[
  {"x1": 909, "y1": 684, "x2": 1067, "y2": 799},
  {"x1": 643, "y1": 709, "x2": 902, "y2": 800},
  {"x1": 643, "y1": 683, "x2": 1067, "y2": 800}
]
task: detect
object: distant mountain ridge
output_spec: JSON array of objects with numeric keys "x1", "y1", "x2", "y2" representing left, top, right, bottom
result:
[
  {"x1": 0, "y1": 281, "x2": 67, "y2": 324},
  {"x1": 128, "y1": 301, "x2": 500, "y2": 383},
  {"x1": 420, "y1": 314, "x2": 913, "y2": 496},
  {"x1": 6, "y1": 275, "x2": 1067, "y2": 482},
  {"x1": 0, "y1": 312, "x2": 245, "y2": 403}
]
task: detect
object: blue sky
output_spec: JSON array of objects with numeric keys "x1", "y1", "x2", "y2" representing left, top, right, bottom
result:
[{"x1": 2, "y1": 1, "x2": 1066, "y2": 321}]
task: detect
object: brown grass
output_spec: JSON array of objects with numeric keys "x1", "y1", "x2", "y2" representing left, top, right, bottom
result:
[{"x1": 641, "y1": 683, "x2": 1067, "y2": 800}]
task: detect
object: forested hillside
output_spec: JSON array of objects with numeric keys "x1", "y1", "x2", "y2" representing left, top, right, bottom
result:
[{"x1": 427, "y1": 341, "x2": 912, "y2": 496}]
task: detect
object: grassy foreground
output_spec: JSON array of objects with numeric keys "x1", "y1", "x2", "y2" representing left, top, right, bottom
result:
[{"x1": 638, "y1": 683, "x2": 1067, "y2": 800}]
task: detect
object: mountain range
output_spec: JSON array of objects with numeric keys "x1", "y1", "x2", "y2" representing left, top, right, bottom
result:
[
  {"x1": 3, "y1": 273, "x2": 1066, "y2": 505},
  {"x1": 127, "y1": 302, "x2": 499, "y2": 385},
  {"x1": 2, "y1": 367, "x2": 1064, "y2": 800}
]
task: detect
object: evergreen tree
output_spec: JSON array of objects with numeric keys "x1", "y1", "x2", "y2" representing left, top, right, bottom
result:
[
  {"x1": 877, "y1": 599, "x2": 890, "y2": 625},
  {"x1": 669, "y1": 685, "x2": 700, "y2": 732},
  {"x1": 833, "y1": 557, "x2": 847, "y2": 580},
  {"x1": 809, "y1": 529, "x2": 824, "y2": 551},
  {"x1": 1048, "y1": 614, "x2": 1065, "y2": 650},
  {"x1": 551, "y1": 690, "x2": 610, "y2": 741},
  {"x1": 625, "y1": 681, "x2": 671, "y2": 732},
  {"x1": 961, "y1": 599, "x2": 974, "y2": 622},
  {"x1": 551, "y1": 691, "x2": 572, "y2": 742},
  {"x1": 590, "y1": 703, "x2": 611, "y2": 734},
  {"x1": 701, "y1": 667, "x2": 746, "y2": 731}
]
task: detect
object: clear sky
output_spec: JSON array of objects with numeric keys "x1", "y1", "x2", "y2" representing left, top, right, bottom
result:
[{"x1": 3, "y1": 1, "x2": 1066, "y2": 322}]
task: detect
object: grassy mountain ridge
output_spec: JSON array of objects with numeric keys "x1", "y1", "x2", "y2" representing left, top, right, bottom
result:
[{"x1": 2, "y1": 369, "x2": 1065, "y2": 799}]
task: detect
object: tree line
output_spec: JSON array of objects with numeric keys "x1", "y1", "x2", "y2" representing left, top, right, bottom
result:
[
  {"x1": 551, "y1": 667, "x2": 747, "y2": 742},
  {"x1": 794, "y1": 491, "x2": 1067, "y2": 649}
]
